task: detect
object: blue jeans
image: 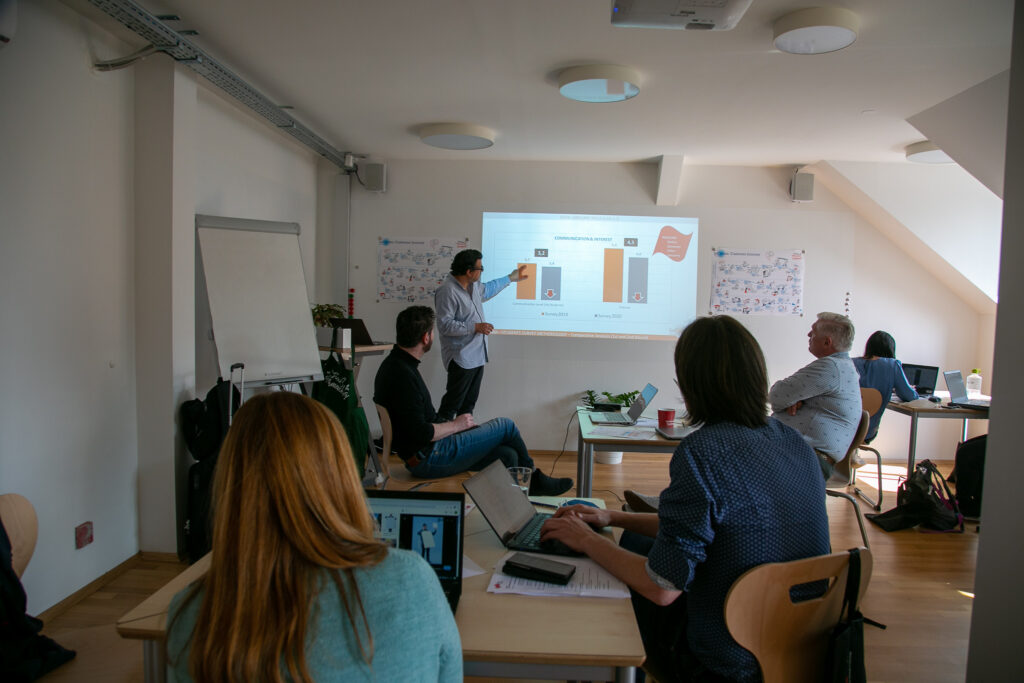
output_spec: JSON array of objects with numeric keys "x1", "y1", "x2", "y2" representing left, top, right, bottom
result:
[{"x1": 407, "y1": 417, "x2": 535, "y2": 479}]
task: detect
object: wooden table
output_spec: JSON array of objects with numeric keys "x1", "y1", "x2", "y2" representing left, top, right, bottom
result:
[
  {"x1": 885, "y1": 399, "x2": 989, "y2": 476},
  {"x1": 576, "y1": 407, "x2": 683, "y2": 497},
  {"x1": 117, "y1": 499, "x2": 644, "y2": 683}
]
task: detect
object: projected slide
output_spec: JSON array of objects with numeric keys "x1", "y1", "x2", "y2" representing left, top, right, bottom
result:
[{"x1": 481, "y1": 212, "x2": 698, "y2": 340}]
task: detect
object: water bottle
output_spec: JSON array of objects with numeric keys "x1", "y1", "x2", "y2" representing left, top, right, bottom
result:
[{"x1": 966, "y1": 368, "x2": 983, "y2": 397}]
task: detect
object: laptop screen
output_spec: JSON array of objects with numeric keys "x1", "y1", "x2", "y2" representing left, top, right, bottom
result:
[
  {"x1": 943, "y1": 370, "x2": 969, "y2": 402},
  {"x1": 463, "y1": 460, "x2": 536, "y2": 541},
  {"x1": 628, "y1": 383, "x2": 659, "y2": 420},
  {"x1": 364, "y1": 490, "x2": 464, "y2": 583},
  {"x1": 901, "y1": 363, "x2": 939, "y2": 394}
]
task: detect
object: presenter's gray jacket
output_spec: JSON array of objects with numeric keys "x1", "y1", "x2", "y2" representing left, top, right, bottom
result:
[
  {"x1": 434, "y1": 273, "x2": 511, "y2": 370},
  {"x1": 768, "y1": 351, "x2": 861, "y2": 460}
]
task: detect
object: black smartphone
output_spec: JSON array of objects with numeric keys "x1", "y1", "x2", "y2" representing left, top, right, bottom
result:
[{"x1": 502, "y1": 552, "x2": 577, "y2": 585}]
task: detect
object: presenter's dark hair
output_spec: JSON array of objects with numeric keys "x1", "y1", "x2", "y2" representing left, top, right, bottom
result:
[
  {"x1": 864, "y1": 330, "x2": 896, "y2": 358},
  {"x1": 450, "y1": 249, "x2": 482, "y2": 276},
  {"x1": 395, "y1": 306, "x2": 435, "y2": 348},
  {"x1": 674, "y1": 315, "x2": 768, "y2": 428}
]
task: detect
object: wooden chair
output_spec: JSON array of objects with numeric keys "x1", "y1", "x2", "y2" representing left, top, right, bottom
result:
[
  {"x1": 0, "y1": 493, "x2": 38, "y2": 578},
  {"x1": 725, "y1": 547, "x2": 873, "y2": 683},
  {"x1": 825, "y1": 410, "x2": 872, "y2": 548},
  {"x1": 374, "y1": 404, "x2": 445, "y2": 489},
  {"x1": 852, "y1": 387, "x2": 884, "y2": 511}
]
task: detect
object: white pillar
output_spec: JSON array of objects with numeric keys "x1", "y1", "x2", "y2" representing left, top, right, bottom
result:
[{"x1": 134, "y1": 55, "x2": 196, "y2": 553}]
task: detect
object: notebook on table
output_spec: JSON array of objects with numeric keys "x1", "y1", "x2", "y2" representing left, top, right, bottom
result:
[
  {"x1": 942, "y1": 370, "x2": 991, "y2": 410},
  {"x1": 590, "y1": 383, "x2": 659, "y2": 425},
  {"x1": 900, "y1": 363, "x2": 939, "y2": 396},
  {"x1": 364, "y1": 489, "x2": 465, "y2": 611},
  {"x1": 462, "y1": 460, "x2": 581, "y2": 557}
]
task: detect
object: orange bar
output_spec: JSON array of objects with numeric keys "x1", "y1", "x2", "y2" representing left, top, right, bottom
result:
[
  {"x1": 516, "y1": 263, "x2": 537, "y2": 299},
  {"x1": 603, "y1": 249, "x2": 623, "y2": 302}
]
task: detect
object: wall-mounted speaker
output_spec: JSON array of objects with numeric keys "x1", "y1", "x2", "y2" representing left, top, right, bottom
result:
[
  {"x1": 790, "y1": 172, "x2": 814, "y2": 202},
  {"x1": 362, "y1": 163, "x2": 386, "y2": 193}
]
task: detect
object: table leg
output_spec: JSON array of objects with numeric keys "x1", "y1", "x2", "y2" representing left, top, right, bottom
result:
[
  {"x1": 582, "y1": 443, "x2": 594, "y2": 497},
  {"x1": 576, "y1": 423, "x2": 585, "y2": 495},
  {"x1": 616, "y1": 665, "x2": 637, "y2": 682},
  {"x1": 961, "y1": 418, "x2": 969, "y2": 443},
  {"x1": 907, "y1": 413, "x2": 920, "y2": 477},
  {"x1": 142, "y1": 639, "x2": 167, "y2": 683}
]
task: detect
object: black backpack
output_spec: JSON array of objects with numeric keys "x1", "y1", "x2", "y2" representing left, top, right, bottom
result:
[
  {"x1": 179, "y1": 377, "x2": 240, "y2": 462},
  {"x1": 947, "y1": 434, "x2": 986, "y2": 518},
  {"x1": 865, "y1": 459, "x2": 963, "y2": 533}
]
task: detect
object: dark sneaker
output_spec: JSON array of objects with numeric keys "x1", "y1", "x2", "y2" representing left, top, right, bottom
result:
[
  {"x1": 624, "y1": 489, "x2": 660, "y2": 513},
  {"x1": 529, "y1": 470, "x2": 574, "y2": 496}
]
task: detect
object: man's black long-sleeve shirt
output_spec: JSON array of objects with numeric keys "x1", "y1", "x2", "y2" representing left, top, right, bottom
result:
[{"x1": 373, "y1": 346, "x2": 439, "y2": 460}]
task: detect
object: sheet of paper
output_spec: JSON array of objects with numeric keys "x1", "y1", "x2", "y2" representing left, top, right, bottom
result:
[
  {"x1": 462, "y1": 554, "x2": 485, "y2": 578},
  {"x1": 486, "y1": 551, "x2": 631, "y2": 599},
  {"x1": 589, "y1": 426, "x2": 659, "y2": 439}
]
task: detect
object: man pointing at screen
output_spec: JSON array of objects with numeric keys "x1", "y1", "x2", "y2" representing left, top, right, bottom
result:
[{"x1": 434, "y1": 249, "x2": 527, "y2": 420}]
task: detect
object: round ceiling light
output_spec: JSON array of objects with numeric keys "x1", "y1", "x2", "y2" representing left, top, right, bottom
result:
[
  {"x1": 773, "y1": 7, "x2": 859, "y2": 55},
  {"x1": 905, "y1": 140, "x2": 954, "y2": 164},
  {"x1": 418, "y1": 123, "x2": 495, "y2": 150},
  {"x1": 557, "y1": 64, "x2": 640, "y2": 103}
]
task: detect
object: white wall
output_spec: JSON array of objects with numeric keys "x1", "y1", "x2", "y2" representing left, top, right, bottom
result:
[
  {"x1": 828, "y1": 160, "x2": 1003, "y2": 302},
  {"x1": 0, "y1": 1, "x2": 138, "y2": 613},
  {"x1": 349, "y1": 161, "x2": 981, "y2": 461},
  {"x1": 192, "y1": 83, "x2": 320, "y2": 394},
  {"x1": 967, "y1": 1, "x2": 1024, "y2": 675}
]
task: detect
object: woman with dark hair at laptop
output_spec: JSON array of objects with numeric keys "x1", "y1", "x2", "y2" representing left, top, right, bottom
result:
[
  {"x1": 853, "y1": 330, "x2": 918, "y2": 443},
  {"x1": 541, "y1": 315, "x2": 829, "y2": 683},
  {"x1": 166, "y1": 392, "x2": 461, "y2": 683}
]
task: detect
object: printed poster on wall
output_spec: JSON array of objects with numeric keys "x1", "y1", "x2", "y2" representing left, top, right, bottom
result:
[
  {"x1": 708, "y1": 248, "x2": 805, "y2": 316},
  {"x1": 378, "y1": 236, "x2": 469, "y2": 302}
]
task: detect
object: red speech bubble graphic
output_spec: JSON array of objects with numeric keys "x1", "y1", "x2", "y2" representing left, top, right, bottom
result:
[{"x1": 653, "y1": 226, "x2": 693, "y2": 262}]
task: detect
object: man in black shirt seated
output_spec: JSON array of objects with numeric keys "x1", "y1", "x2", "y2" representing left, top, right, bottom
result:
[{"x1": 373, "y1": 305, "x2": 572, "y2": 495}]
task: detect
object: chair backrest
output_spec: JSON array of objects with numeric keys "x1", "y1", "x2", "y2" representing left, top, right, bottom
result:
[
  {"x1": 0, "y1": 493, "x2": 38, "y2": 578},
  {"x1": 827, "y1": 410, "x2": 870, "y2": 487},
  {"x1": 725, "y1": 547, "x2": 873, "y2": 683},
  {"x1": 373, "y1": 404, "x2": 394, "y2": 480},
  {"x1": 860, "y1": 387, "x2": 883, "y2": 417}
]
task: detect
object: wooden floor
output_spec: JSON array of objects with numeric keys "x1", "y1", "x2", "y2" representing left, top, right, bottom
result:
[{"x1": 36, "y1": 453, "x2": 977, "y2": 683}]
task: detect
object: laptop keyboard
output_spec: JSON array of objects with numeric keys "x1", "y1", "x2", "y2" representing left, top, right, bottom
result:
[
  {"x1": 594, "y1": 412, "x2": 628, "y2": 423},
  {"x1": 515, "y1": 513, "x2": 551, "y2": 546},
  {"x1": 512, "y1": 514, "x2": 581, "y2": 557}
]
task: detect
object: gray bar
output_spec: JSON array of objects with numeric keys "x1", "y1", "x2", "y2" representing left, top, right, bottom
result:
[
  {"x1": 627, "y1": 257, "x2": 648, "y2": 304},
  {"x1": 541, "y1": 266, "x2": 562, "y2": 300}
]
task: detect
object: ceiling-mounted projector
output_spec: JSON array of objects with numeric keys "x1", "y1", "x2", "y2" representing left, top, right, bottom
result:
[{"x1": 611, "y1": 0, "x2": 753, "y2": 31}]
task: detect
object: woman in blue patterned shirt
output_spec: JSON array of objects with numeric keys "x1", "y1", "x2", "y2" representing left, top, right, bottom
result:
[{"x1": 542, "y1": 315, "x2": 830, "y2": 682}]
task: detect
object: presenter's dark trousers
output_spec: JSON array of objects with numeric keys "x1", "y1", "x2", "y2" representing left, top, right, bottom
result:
[{"x1": 437, "y1": 360, "x2": 484, "y2": 420}]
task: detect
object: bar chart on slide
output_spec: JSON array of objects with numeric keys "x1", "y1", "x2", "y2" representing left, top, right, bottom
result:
[{"x1": 481, "y1": 212, "x2": 698, "y2": 340}]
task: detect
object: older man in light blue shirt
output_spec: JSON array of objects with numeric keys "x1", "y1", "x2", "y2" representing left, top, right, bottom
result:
[
  {"x1": 434, "y1": 249, "x2": 527, "y2": 420},
  {"x1": 769, "y1": 312, "x2": 861, "y2": 479}
]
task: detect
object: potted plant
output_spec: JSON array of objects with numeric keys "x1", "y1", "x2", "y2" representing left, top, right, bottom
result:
[{"x1": 581, "y1": 388, "x2": 640, "y2": 465}]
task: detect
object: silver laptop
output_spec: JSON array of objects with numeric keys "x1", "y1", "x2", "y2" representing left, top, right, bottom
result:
[
  {"x1": 942, "y1": 370, "x2": 990, "y2": 409},
  {"x1": 462, "y1": 461, "x2": 579, "y2": 557},
  {"x1": 590, "y1": 383, "x2": 658, "y2": 425}
]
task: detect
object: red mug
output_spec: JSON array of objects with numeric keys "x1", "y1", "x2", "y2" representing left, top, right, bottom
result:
[{"x1": 658, "y1": 408, "x2": 676, "y2": 428}]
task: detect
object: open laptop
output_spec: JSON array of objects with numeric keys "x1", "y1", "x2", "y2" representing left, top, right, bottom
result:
[
  {"x1": 901, "y1": 363, "x2": 940, "y2": 395},
  {"x1": 590, "y1": 383, "x2": 658, "y2": 425},
  {"x1": 463, "y1": 460, "x2": 580, "y2": 557},
  {"x1": 942, "y1": 370, "x2": 991, "y2": 410},
  {"x1": 327, "y1": 317, "x2": 382, "y2": 346},
  {"x1": 365, "y1": 489, "x2": 465, "y2": 611}
]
